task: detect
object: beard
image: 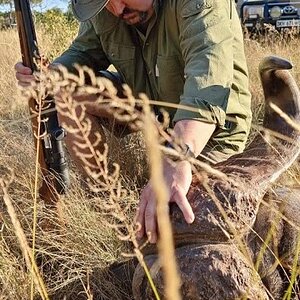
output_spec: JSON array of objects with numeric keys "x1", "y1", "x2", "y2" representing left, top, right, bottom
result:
[{"x1": 120, "y1": 7, "x2": 150, "y2": 25}]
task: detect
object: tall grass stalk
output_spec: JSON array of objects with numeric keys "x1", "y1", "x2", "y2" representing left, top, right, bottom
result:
[
  {"x1": 0, "y1": 175, "x2": 49, "y2": 300},
  {"x1": 142, "y1": 95, "x2": 181, "y2": 300},
  {"x1": 30, "y1": 92, "x2": 44, "y2": 299},
  {"x1": 283, "y1": 234, "x2": 300, "y2": 300}
]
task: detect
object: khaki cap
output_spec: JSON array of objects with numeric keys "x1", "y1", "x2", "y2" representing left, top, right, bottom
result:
[{"x1": 71, "y1": 0, "x2": 110, "y2": 21}]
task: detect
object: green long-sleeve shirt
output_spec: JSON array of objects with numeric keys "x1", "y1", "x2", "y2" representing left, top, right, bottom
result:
[{"x1": 55, "y1": 0, "x2": 252, "y2": 157}]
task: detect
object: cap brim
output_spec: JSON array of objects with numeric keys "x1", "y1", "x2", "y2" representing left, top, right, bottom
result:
[{"x1": 72, "y1": 0, "x2": 110, "y2": 22}]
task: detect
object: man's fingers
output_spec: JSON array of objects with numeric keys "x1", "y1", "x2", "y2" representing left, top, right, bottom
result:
[
  {"x1": 16, "y1": 74, "x2": 35, "y2": 87},
  {"x1": 144, "y1": 199, "x2": 157, "y2": 244},
  {"x1": 136, "y1": 185, "x2": 158, "y2": 244},
  {"x1": 17, "y1": 81, "x2": 33, "y2": 88},
  {"x1": 16, "y1": 71, "x2": 36, "y2": 84},
  {"x1": 15, "y1": 62, "x2": 32, "y2": 74},
  {"x1": 135, "y1": 189, "x2": 149, "y2": 239},
  {"x1": 172, "y1": 187, "x2": 195, "y2": 224},
  {"x1": 15, "y1": 62, "x2": 36, "y2": 87}
]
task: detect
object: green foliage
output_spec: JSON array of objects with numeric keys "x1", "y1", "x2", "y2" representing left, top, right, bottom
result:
[
  {"x1": 0, "y1": 0, "x2": 42, "y2": 8},
  {"x1": 35, "y1": 8, "x2": 78, "y2": 60},
  {"x1": 0, "y1": 0, "x2": 42, "y2": 28},
  {"x1": 0, "y1": 0, "x2": 42, "y2": 4},
  {"x1": 0, "y1": 0, "x2": 11, "y2": 4}
]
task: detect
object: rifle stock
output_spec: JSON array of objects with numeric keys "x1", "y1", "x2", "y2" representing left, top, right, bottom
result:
[{"x1": 14, "y1": 0, "x2": 70, "y2": 205}]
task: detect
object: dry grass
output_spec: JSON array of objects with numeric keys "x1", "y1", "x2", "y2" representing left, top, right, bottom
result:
[
  {"x1": 244, "y1": 27, "x2": 300, "y2": 129},
  {"x1": 0, "y1": 22, "x2": 299, "y2": 300}
]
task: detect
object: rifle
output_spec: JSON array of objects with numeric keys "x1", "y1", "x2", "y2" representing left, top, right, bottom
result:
[{"x1": 14, "y1": 0, "x2": 70, "y2": 205}]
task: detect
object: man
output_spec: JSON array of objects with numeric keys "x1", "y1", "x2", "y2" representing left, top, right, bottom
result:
[{"x1": 15, "y1": 0, "x2": 252, "y2": 244}]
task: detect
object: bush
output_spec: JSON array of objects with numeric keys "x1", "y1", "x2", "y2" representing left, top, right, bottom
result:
[{"x1": 34, "y1": 8, "x2": 79, "y2": 60}]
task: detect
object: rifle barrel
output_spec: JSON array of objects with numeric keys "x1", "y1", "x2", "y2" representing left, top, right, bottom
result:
[{"x1": 13, "y1": 0, "x2": 70, "y2": 204}]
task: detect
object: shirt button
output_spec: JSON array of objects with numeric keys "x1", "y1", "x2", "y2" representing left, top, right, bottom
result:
[
  {"x1": 148, "y1": 70, "x2": 152, "y2": 75},
  {"x1": 196, "y1": 3, "x2": 202, "y2": 9}
]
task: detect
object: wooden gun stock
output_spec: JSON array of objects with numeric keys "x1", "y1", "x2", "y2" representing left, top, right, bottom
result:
[{"x1": 14, "y1": 0, "x2": 69, "y2": 205}]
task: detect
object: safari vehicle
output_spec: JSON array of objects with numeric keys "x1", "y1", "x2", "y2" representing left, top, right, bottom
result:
[{"x1": 240, "y1": 0, "x2": 300, "y2": 31}]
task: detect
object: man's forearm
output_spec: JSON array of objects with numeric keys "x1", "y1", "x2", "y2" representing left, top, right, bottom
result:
[{"x1": 173, "y1": 119, "x2": 216, "y2": 157}]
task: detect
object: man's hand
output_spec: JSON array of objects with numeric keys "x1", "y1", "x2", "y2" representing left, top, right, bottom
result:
[
  {"x1": 15, "y1": 62, "x2": 36, "y2": 87},
  {"x1": 135, "y1": 119, "x2": 216, "y2": 244},
  {"x1": 136, "y1": 158, "x2": 195, "y2": 244},
  {"x1": 15, "y1": 59, "x2": 54, "y2": 88}
]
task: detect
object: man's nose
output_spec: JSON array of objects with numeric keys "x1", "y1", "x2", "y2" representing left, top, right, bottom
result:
[{"x1": 114, "y1": 0, "x2": 126, "y2": 16}]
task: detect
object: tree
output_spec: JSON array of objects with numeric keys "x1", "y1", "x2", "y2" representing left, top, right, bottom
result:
[
  {"x1": 0, "y1": 0, "x2": 43, "y2": 14},
  {"x1": 0, "y1": 0, "x2": 42, "y2": 26},
  {"x1": 0, "y1": 0, "x2": 42, "y2": 5}
]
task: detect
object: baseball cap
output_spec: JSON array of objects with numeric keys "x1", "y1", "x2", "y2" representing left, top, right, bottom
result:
[{"x1": 71, "y1": 0, "x2": 110, "y2": 22}]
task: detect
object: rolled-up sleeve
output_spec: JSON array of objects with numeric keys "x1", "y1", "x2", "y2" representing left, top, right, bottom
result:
[
  {"x1": 54, "y1": 20, "x2": 110, "y2": 73},
  {"x1": 173, "y1": 0, "x2": 233, "y2": 128}
]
